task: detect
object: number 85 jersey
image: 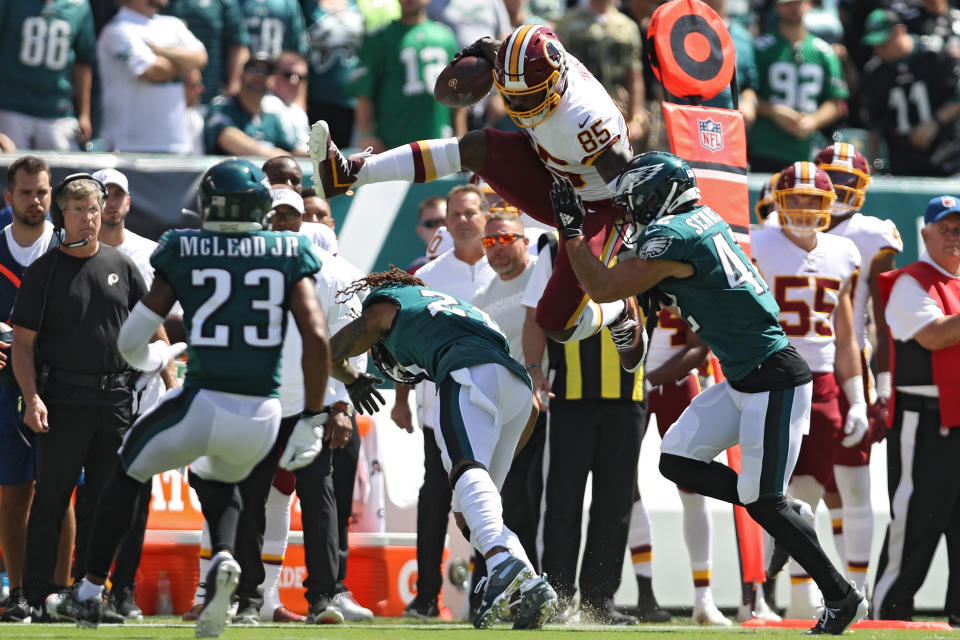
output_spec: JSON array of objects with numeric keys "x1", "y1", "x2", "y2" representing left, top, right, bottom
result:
[
  {"x1": 636, "y1": 205, "x2": 787, "y2": 382},
  {"x1": 151, "y1": 229, "x2": 322, "y2": 397},
  {"x1": 750, "y1": 227, "x2": 860, "y2": 374}
]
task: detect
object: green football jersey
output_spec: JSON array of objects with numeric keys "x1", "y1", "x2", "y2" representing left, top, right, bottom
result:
[
  {"x1": 166, "y1": 0, "x2": 250, "y2": 104},
  {"x1": 241, "y1": 0, "x2": 309, "y2": 60},
  {"x1": 749, "y1": 32, "x2": 848, "y2": 164},
  {"x1": 204, "y1": 95, "x2": 296, "y2": 154},
  {"x1": 637, "y1": 205, "x2": 788, "y2": 382},
  {"x1": 364, "y1": 283, "x2": 532, "y2": 389},
  {"x1": 151, "y1": 229, "x2": 322, "y2": 397},
  {"x1": 0, "y1": 0, "x2": 96, "y2": 118},
  {"x1": 349, "y1": 19, "x2": 458, "y2": 149}
]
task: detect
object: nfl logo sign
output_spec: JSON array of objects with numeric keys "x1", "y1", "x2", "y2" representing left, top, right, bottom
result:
[{"x1": 698, "y1": 119, "x2": 723, "y2": 151}]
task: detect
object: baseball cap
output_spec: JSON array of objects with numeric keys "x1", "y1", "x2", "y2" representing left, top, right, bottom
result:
[
  {"x1": 271, "y1": 188, "x2": 304, "y2": 214},
  {"x1": 862, "y1": 9, "x2": 900, "y2": 46},
  {"x1": 925, "y1": 195, "x2": 960, "y2": 224},
  {"x1": 90, "y1": 168, "x2": 129, "y2": 195},
  {"x1": 244, "y1": 52, "x2": 275, "y2": 73}
]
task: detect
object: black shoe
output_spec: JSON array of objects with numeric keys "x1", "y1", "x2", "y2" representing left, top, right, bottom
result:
[
  {"x1": 949, "y1": 613, "x2": 960, "y2": 629},
  {"x1": 807, "y1": 587, "x2": 868, "y2": 635},
  {"x1": 109, "y1": 586, "x2": 142, "y2": 621},
  {"x1": 100, "y1": 597, "x2": 125, "y2": 625},
  {"x1": 403, "y1": 596, "x2": 439, "y2": 620},
  {"x1": 624, "y1": 575, "x2": 672, "y2": 622},
  {"x1": 0, "y1": 588, "x2": 35, "y2": 622},
  {"x1": 307, "y1": 596, "x2": 344, "y2": 624},
  {"x1": 233, "y1": 603, "x2": 260, "y2": 625},
  {"x1": 585, "y1": 600, "x2": 638, "y2": 626}
]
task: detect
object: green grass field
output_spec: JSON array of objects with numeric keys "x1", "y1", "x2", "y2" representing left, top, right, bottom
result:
[{"x1": 0, "y1": 617, "x2": 954, "y2": 639}]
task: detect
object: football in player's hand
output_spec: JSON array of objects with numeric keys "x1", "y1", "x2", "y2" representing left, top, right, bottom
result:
[{"x1": 434, "y1": 56, "x2": 494, "y2": 108}]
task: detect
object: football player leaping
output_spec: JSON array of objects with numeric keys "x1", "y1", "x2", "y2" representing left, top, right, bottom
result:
[
  {"x1": 816, "y1": 142, "x2": 903, "y2": 597},
  {"x1": 308, "y1": 25, "x2": 647, "y2": 373},
  {"x1": 552, "y1": 151, "x2": 868, "y2": 635},
  {"x1": 751, "y1": 162, "x2": 867, "y2": 620}
]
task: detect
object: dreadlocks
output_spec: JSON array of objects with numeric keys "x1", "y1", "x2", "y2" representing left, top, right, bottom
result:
[{"x1": 338, "y1": 266, "x2": 425, "y2": 299}]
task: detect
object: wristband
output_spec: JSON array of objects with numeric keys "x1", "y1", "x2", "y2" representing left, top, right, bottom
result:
[
  {"x1": 302, "y1": 408, "x2": 325, "y2": 417},
  {"x1": 842, "y1": 376, "x2": 866, "y2": 408},
  {"x1": 526, "y1": 363, "x2": 541, "y2": 371},
  {"x1": 876, "y1": 371, "x2": 892, "y2": 401}
]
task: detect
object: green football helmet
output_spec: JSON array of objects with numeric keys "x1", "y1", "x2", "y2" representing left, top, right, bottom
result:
[
  {"x1": 612, "y1": 151, "x2": 700, "y2": 243},
  {"x1": 198, "y1": 158, "x2": 273, "y2": 232}
]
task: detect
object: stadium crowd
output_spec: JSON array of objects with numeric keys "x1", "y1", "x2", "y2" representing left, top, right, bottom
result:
[{"x1": 0, "y1": 0, "x2": 959, "y2": 637}]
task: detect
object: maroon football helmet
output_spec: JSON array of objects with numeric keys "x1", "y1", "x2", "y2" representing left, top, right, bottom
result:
[
  {"x1": 773, "y1": 162, "x2": 836, "y2": 234},
  {"x1": 494, "y1": 25, "x2": 568, "y2": 128},
  {"x1": 814, "y1": 142, "x2": 871, "y2": 217}
]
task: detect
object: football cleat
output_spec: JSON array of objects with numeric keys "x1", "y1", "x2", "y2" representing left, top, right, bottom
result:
[
  {"x1": 473, "y1": 556, "x2": 534, "y2": 629},
  {"x1": 512, "y1": 575, "x2": 559, "y2": 630},
  {"x1": 195, "y1": 554, "x2": 241, "y2": 638},
  {"x1": 308, "y1": 120, "x2": 367, "y2": 199},
  {"x1": 271, "y1": 606, "x2": 306, "y2": 623},
  {"x1": 693, "y1": 599, "x2": 731, "y2": 626},
  {"x1": 403, "y1": 596, "x2": 440, "y2": 620},
  {"x1": 806, "y1": 585, "x2": 867, "y2": 635},
  {"x1": 46, "y1": 585, "x2": 103, "y2": 629}
]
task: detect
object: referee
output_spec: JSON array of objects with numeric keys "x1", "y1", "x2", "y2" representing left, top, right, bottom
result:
[
  {"x1": 873, "y1": 197, "x2": 960, "y2": 621},
  {"x1": 522, "y1": 232, "x2": 647, "y2": 625}
]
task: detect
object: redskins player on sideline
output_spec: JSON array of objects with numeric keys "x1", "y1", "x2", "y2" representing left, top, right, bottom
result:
[
  {"x1": 751, "y1": 162, "x2": 868, "y2": 620},
  {"x1": 308, "y1": 25, "x2": 646, "y2": 371},
  {"x1": 815, "y1": 142, "x2": 903, "y2": 596}
]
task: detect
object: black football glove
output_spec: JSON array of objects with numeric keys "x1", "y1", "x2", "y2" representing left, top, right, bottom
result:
[
  {"x1": 451, "y1": 37, "x2": 493, "y2": 65},
  {"x1": 550, "y1": 178, "x2": 585, "y2": 240},
  {"x1": 346, "y1": 372, "x2": 386, "y2": 415}
]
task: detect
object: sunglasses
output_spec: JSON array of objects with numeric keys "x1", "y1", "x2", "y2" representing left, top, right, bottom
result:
[
  {"x1": 420, "y1": 218, "x2": 444, "y2": 229},
  {"x1": 482, "y1": 233, "x2": 524, "y2": 248},
  {"x1": 278, "y1": 71, "x2": 303, "y2": 82}
]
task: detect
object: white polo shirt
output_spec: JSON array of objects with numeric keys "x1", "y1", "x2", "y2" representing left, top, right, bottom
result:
[{"x1": 98, "y1": 7, "x2": 206, "y2": 153}]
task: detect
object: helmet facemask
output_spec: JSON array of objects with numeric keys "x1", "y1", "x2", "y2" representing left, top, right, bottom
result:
[{"x1": 822, "y1": 167, "x2": 869, "y2": 217}]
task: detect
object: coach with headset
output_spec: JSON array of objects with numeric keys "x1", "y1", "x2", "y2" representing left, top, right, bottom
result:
[{"x1": 10, "y1": 174, "x2": 148, "y2": 615}]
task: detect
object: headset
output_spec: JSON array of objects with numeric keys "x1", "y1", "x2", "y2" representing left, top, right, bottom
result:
[{"x1": 50, "y1": 173, "x2": 107, "y2": 249}]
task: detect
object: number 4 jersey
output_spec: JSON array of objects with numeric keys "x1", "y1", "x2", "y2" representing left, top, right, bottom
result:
[
  {"x1": 151, "y1": 229, "x2": 323, "y2": 397},
  {"x1": 635, "y1": 205, "x2": 787, "y2": 382},
  {"x1": 365, "y1": 283, "x2": 531, "y2": 389},
  {"x1": 751, "y1": 227, "x2": 860, "y2": 373}
]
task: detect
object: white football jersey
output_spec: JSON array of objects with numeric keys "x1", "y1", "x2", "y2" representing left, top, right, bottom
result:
[
  {"x1": 752, "y1": 228, "x2": 860, "y2": 373},
  {"x1": 827, "y1": 213, "x2": 903, "y2": 349},
  {"x1": 646, "y1": 307, "x2": 695, "y2": 372},
  {"x1": 526, "y1": 55, "x2": 630, "y2": 203}
]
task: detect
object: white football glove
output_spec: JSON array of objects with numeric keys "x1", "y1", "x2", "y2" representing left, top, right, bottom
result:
[
  {"x1": 842, "y1": 403, "x2": 869, "y2": 448},
  {"x1": 144, "y1": 340, "x2": 187, "y2": 375},
  {"x1": 279, "y1": 411, "x2": 328, "y2": 471}
]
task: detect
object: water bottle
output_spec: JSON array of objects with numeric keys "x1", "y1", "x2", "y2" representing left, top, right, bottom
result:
[{"x1": 155, "y1": 570, "x2": 174, "y2": 616}]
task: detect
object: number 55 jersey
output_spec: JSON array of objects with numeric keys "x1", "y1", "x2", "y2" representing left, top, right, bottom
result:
[
  {"x1": 750, "y1": 227, "x2": 860, "y2": 373},
  {"x1": 634, "y1": 204, "x2": 786, "y2": 382},
  {"x1": 151, "y1": 229, "x2": 323, "y2": 397}
]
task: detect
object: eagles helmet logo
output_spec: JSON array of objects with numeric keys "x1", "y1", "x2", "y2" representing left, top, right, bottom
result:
[{"x1": 637, "y1": 236, "x2": 672, "y2": 260}]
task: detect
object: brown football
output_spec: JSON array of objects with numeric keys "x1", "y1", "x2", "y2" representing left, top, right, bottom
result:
[{"x1": 434, "y1": 56, "x2": 495, "y2": 108}]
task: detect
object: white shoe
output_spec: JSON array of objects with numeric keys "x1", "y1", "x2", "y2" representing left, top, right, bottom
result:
[
  {"x1": 737, "y1": 594, "x2": 781, "y2": 622},
  {"x1": 693, "y1": 599, "x2": 731, "y2": 626},
  {"x1": 333, "y1": 592, "x2": 373, "y2": 622},
  {"x1": 785, "y1": 586, "x2": 824, "y2": 620},
  {"x1": 195, "y1": 556, "x2": 241, "y2": 638}
]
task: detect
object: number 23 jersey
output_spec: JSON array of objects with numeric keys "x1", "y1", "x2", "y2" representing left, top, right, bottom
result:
[
  {"x1": 151, "y1": 229, "x2": 323, "y2": 397},
  {"x1": 365, "y1": 283, "x2": 531, "y2": 389},
  {"x1": 636, "y1": 205, "x2": 786, "y2": 382},
  {"x1": 751, "y1": 228, "x2": 859, "y2": 373}
]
